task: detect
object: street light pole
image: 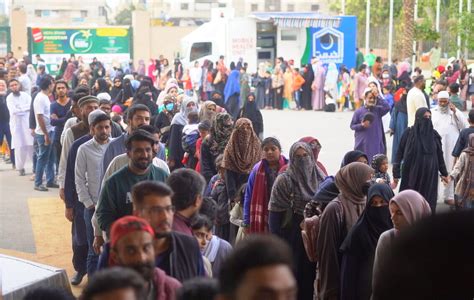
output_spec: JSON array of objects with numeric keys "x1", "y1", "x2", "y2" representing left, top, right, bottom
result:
[
  {"x1": 341, "y1": 0, "x2": 345, "y2": 15},
  {"x1": 457, "y1": 0, "x2": 463, "y2": 59},
  {"x1": 466, "y1": 0, "x2": 471, "y2": 59},
  {"x1": 388, "y1": 0, "x2": 394, "y2": 64},
  {"x1": 436, "y1": 0, "x2": 441, "y2": 32},
  {"x1": 412, "y1": 0, "x2": 418, "y2": 68},
  {"x1": 365, "y1": 0, "x2": 370, "y2": 54}
]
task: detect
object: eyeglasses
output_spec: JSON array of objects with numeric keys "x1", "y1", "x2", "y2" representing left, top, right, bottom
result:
[{"x1": 141, "y1": 205, "x2": 175, "y2": 215}]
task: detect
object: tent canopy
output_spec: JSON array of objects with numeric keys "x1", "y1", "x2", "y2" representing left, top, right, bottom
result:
[{"x1": 250, "y1": 12, "x2": 341, "y2": 28}]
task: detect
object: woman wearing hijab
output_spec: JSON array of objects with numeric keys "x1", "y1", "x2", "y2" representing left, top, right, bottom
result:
[
  {"x1": 222, "y1": 118, "x2": 261, "y2": 205},
  {"x1": 153, "y1": 95, "x2": 178, "y2": 145},
  {"x1": 389, "y1": 88, "x2": 408, "y2": 163},
  {"x1": 201, "y1": 112, "x2": 234, "y2": 183},
  {"x1": 168, "y1": 96, "x2": 198, "y2": 171},
  {"x1": 114, "y1": 78, "x2": 134, "y2": 109},
  {"x1": 254, "y1": 63, "x2": 267, "y2": 109},
  {"x1": 372, "y1": 190, "x2": 431, "y2": 297},
  {"x1": 283, "y1": 67, "x2": 294, "y2": 108},
  {"x1": 317, "y1": 162, "x2": 374, "y2": 300},
  {"x1": 224, "y1": 67, "x2": 241, "y2": 120},
  {"x1": 110, "y1": 77, "x2": 123, "y2": 103},
  {"x1": 301, "y1": 64, "x2": 315, "y2": 110},
  {"x1": 199, "y1": 101, "x2": 217, "y2": 123},
  {"x1": 340, "y1": 183, "x2": 394, "y2": 300},
  {"x1": 156, "y1": 79, "x2": 179, "y2": 106},
  {"x1": 243, "y1": 137, "x2": 288, "y2": 234},
  {"x1": 136, "y1": 59, "x2": 146, "y2": 76},
  {"x1": 62, "y1": 62, "x2": 76, "y2": 86},
  {"x1": 312, "y1": 60, "x2": 326, "y2": 110},
  {"x1": 269, "y1": 142, "x2": 326, "y2": 300},
  {"x1": 393, "y1": 107, "x2": 449, "y2": 213},
  {"x1": 299, "y1": 136, "x2": 328, "y2": 176},
  {"x1": 238, "y1": 93, "x2": 263, "y2": 139},
  {"x1": 450, "y1": 133, "x2": 474, "y2": 209}
]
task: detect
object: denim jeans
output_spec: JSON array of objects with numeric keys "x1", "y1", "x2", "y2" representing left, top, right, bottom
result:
[
  {"x1": 84, "y1": 206, "x2": 99, "y2": 276},
  {"x1": 34, "y1": 131, "x2": 55, "y2": 187}
]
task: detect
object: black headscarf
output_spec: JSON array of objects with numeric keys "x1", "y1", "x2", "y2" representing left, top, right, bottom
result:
[
  {"x1": 410, "y1": 107, "x2": 435, "y2": 155},
  {"x1": 122, "y1": 78, "x2": 134, "y2": 101},
  {"x1": 341, "y1": 150, "x2": 369, "y2": 168},
  {"x1": 241, "y1": 93, "x2": 260, "y2": 119},
  {"x1": 310, "y1": 150, "x2": 369, "y2": 208},
  {"x1": 110, "y1": 77, "x2": 123, "y2": 101},
  {"x1": 303, "y1": 64, "x2": 315, "y2": 88},
  {"x1": 210, "y1": 90, "x2": 226, "y2": 109},
  {"x1": 340, "y1": 183, "x2": 393, "y2": 258}
]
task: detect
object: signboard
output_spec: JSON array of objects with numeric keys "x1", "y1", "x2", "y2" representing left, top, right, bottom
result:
[
  {"x1": 301, "y1": 16, "x2": 357, "y2": 69},
  {"x1": 30, "y1": 27, "x2": 131, "y2": 74}
]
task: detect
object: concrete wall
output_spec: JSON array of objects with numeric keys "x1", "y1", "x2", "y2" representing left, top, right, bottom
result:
[
  {"x1": 10, "y1": 9, "x2": 28, "y2": 58},
  {"x1": 149, "y1": 26, "x2": 196, "y2": 60},
  {"x1": 132, "y1": 10, "x2": 195, "y2": 61}
]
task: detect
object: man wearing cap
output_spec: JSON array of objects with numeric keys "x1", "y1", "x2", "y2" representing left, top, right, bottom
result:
[
  {"x1": 75, "y1": 110, "x2": 113, "y2": 277},
  {"x1": 58, "y1": 94, "x2": 99, "y2": 198},
  {"x1": 97, "y1": 129, "x2": 168, "y2": 236},
  {"x1": 350, "y1": 87, "x2": 390, "y2": 164},
  {"x1": 109, "y1": 216, "x2": 181, "y2": 300},
  {"x1": 407, "y1": 75, "x2": 429, "y2": 126},
  {"x1": 98, "y1": 96, "x2": 124, "y2": 137},
  {"x1": 432, "y1": 90, "x2": 468, "y2": 205},
  {"x1": 59, "y1": 93, "x2": 99, "y2": 285},
  {"x1": 100, "y1": 104, "x2": 151, "y2": 183}
]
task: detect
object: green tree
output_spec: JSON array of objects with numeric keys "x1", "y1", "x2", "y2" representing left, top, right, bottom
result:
[{"x1": 114, "y1": 4, "x2": 135, "y2": 25}]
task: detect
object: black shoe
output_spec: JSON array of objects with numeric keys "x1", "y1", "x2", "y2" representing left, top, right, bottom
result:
[
  {"x1": 70, "y1": 271, "x2": 86, "y2": 286},
  {"x1": 19, "y1": 169, "x2": 26, "y2": 176},
  {"x1": 34, "y1": 185, "x2": 49, "y2": 192},
  {"x1": 46, "y1": 182, "x2": 60, "y2": 188}
]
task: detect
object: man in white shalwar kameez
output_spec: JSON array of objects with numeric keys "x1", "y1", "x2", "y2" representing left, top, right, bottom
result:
[
  {"x1": 431, "y1": 91, "x2": 469, "y2": 205},
  {"x1": 6, "y1": 79, "x2": 34, "y2": 176}
]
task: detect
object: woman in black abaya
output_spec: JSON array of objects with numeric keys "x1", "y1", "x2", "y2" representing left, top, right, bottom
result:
[
  {"x1": 301, "y1": 64, "x2": 314, "y2": 110},
  {"x1": 393, "y1": 107, "x2": 449, "y2": 213},
  {"x1": 339, "y1": 183, "x2": 394, "y2": 300}
]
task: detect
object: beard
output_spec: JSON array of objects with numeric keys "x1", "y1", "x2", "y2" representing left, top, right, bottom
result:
[
  {"x1": 12, "y1": 90, "x2": 20, "y2": 96},
  {"x1": 132, "y1": 158, "x2": 151, "y2": 170},
  {"x1": 129, "y1": 261, "x2": 155, "y2": 282}
]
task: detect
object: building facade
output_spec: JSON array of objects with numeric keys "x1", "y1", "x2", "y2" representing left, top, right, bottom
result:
[{"x1": 9, "y1": 0, "x2": 109, "y2": 26}]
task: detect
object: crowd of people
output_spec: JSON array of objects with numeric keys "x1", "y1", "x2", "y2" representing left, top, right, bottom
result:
[{"x1": 1, "y1": 49, "x2": 474, "y2": 300}]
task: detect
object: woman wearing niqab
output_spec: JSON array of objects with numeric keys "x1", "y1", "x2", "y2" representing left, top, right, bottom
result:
[
  {"x1": 316, "y1": 162, "x2": 374, "y2": 300},
  {"x1": 340, "y1": 183, "x2": 394, "y2": 300},
  {"x1": 269, "y1": 142, "x2": 326, "y2": 300},
  {"x1": 393, "y1": 107, "x2": 448, "y2": 213}
]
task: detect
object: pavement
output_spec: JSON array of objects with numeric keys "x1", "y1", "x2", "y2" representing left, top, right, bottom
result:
[{"x1": 0, "y1": 109, "x2": 450, "y2": 296}]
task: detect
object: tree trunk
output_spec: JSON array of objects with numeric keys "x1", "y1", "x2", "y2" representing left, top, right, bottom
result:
[{"x1": 402, "y1": 0, "x2": 415, "y2": 60}]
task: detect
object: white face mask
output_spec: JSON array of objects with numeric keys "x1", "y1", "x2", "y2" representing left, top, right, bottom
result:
[{"x1": 382, "y1": 73, "x2": 389, "y2": 79}]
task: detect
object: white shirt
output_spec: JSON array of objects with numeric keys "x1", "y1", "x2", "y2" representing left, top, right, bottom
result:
[
  {"x1": 6, "y1": 91, "x2": 34, "y2": 148},
  {"x1": 406, "y1": 87, "x2": 428, "y2": 127},
  {"x1": 18, "y1": 74, "x2": 32, "y2": 95},
  {"x1": 33, "y1": 91, "x2": 54, "y2": 135}
]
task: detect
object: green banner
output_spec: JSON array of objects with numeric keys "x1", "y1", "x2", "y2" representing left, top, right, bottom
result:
[{"x1": 31, "y1": 27, "x2": 130, "y2": 55}]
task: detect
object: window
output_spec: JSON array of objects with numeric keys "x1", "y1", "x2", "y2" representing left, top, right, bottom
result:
[
  {"x1": 311, "y1": 4, "x2": 320, "y2": 11},
  {"x1": 190, "y1": 42, "x2": 212, "y2": 61},
  {"x1": 181, "y1": 3, "x2": 189, "y2": 10},
  {"x1": 251, "y1": 4, "x2": 258, "y2": 11},
  {"x1": 281, "y1": 29, "x2": 297, "y2": 41},
  {"x1": 80, "y1": 10, "x2": 88, "y2": 18},
  {"x1": 34, "y1": 10, "x2": 42, "y2": 17},
  {"x1": 99, "y1": 6, "x2": 106, "y2": 16},
  {"x1": 218, "y1": 3, "x2": 227, "y2": 7},
  {"x1": 287, "y1": 4, "x2": 295, "y2": 11}
]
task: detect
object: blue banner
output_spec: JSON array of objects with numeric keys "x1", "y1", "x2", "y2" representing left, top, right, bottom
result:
[{"x1": 302, "y1": 16, "x2": 357, "y2": 70}]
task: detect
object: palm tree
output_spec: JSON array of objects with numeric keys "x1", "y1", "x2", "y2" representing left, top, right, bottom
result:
[{"x1": 401, "y1": 0, "x2": 416, "y2": 60}]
